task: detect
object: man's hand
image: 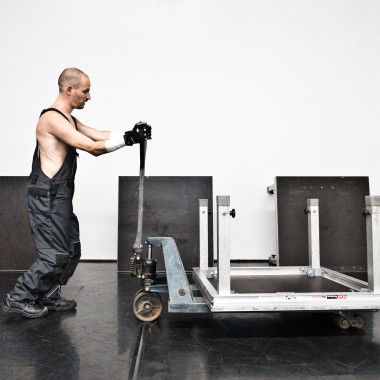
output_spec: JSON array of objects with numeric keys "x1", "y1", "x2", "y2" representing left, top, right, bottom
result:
[{"x1": 124, "y1": 122, "x2": 152, "y2": 146}]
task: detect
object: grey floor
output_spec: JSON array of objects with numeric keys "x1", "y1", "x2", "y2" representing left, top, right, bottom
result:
[{"x1": 1, "y1": 263, "x2": 380, "y2": 380}]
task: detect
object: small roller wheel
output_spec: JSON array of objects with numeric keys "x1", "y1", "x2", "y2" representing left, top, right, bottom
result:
[
  {"x1": 353, "y1": 314, "x2": 366, "y2": 329},
  {"x1": 133, "y1": 292, "x2": 162, "y2": 322},
  {"x1": 334, "y1": 315, "x2": 351, "y2": 330}
]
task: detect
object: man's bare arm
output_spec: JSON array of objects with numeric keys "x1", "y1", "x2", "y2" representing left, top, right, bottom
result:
[
  {"x1": 42, "y1": 114, "x2": 108, "y2": 156},
  {"x1": 39, "y1": 114, "x2": 151, "y2": 156},
  {"x1": 73, "y1": 118, "x2": 152, "y2": 153},
  {"x1": 74, "y1": 118, "x2": 112, "y2": 141}
]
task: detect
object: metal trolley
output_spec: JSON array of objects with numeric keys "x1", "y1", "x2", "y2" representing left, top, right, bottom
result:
[{"x1": 131, "y1": 192, "x2": 380, "y2": 329}]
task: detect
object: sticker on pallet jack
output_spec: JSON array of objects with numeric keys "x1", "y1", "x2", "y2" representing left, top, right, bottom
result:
[
  {"x1": 310, "y1": 295, "x2": 347, "y2": 300},
  {"x1": 326, "y1": 295, "x2": 348, "y2": 300}
]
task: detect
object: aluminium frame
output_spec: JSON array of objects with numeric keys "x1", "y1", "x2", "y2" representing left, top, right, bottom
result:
[{"x1": 191, "y1": 195, "x2": 380, "y2": 313}]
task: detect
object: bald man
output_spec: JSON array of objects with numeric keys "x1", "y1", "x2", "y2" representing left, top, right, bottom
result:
[{"x1": 3, "y1": 68, "x2": 151, "y2": 318}]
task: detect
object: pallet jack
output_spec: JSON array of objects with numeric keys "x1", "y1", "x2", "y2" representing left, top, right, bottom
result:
[{"x1": 129, "y1": 142, "x2": 380, "y2": 328}]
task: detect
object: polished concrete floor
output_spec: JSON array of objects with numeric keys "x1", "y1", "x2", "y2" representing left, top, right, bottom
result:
[{"x1": 1, "y1": 263, "x2": 380, "y2": 380}]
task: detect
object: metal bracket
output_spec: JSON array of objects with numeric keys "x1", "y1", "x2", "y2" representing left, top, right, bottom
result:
[
  {"x1": 146, "y1": 237, "x2": 210, "y2": 313},
  {"x1": 145, "y1": 284, "x2": 168, "y2": 293}
]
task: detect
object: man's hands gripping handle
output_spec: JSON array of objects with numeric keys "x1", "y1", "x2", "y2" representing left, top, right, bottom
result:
[
  {"x1": 105, "y1": 122, "x2": 152, "y2": 153},
  {"x1": 124, "y1": 122, "x2": 152, "y2": 146}
]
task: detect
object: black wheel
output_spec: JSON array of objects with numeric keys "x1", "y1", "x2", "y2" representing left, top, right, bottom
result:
[
  {"x1": 333, "y1": 315, "x2": 351, "y2": 330},
  {"x1": 353, "y1": 314, "x2": 366, "y2": 329},
  {"x1": 133, "y1": 292, "x2": 162, "y2": 322}
]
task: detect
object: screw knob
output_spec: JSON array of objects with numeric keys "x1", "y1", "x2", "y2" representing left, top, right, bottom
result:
[{"x1": 362, "y1": 208, "x2": 370, "y2": 217}]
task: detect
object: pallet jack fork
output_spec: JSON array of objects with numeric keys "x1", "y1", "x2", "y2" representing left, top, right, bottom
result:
[{"x1": 132, "y1": 193, "x2": 380, "y2": 328}]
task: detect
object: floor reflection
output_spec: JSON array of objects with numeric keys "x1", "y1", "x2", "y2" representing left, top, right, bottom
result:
[
  {"x1": 1, "y1": 265, "x2": 380, "y2": 380},
  {"x1": 2, "y1": 310, "x2": 79, "y2": 380}
]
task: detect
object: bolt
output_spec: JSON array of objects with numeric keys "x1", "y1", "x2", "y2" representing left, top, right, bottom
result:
[{"x1": 179, "y1": 289, "x2": 186, "y2": 296}]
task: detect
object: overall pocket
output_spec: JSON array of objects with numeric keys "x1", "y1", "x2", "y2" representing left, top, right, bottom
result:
[
  {"x1": 27, "y1": 186, "x2": 52, "y2": 249},
  {"x1": 29, "y1": 212, "x2": 52, "y2": 249},
  {"x1": 28, "y1": 186, "x2": 50, "y2": 212}
]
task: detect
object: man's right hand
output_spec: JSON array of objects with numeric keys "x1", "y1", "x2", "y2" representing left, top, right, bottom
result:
[{"x1": 124, "y1": 122, "x2": 152, "y2": 146}]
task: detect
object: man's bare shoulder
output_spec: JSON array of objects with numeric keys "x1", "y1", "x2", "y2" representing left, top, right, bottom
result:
[
  {"x1": 36, "y1": 113, "x2": 70, "y2": 178},
  {"x1": 37, "y1": 111, "x2": 78, "y2": 146},
  {"x1": 37, "y1": 111, "x2": 73, "y2": 132}
]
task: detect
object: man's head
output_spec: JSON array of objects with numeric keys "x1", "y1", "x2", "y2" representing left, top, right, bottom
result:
[{"x1": 58, "y1": 68, "x2": 91, "y2": 109}]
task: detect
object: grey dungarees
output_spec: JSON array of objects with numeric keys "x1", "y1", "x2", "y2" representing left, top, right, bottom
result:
[{"x1": 10, "y1": 108, "x2": 81, "y2": 301}]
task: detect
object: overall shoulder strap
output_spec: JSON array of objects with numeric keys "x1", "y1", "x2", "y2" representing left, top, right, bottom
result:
[
  {"x1": 72, "y1": 116, "x2": 78, "y2": 130},
  {"x1": 40, "y1": 108, "x2": 70, "y2": 123}
]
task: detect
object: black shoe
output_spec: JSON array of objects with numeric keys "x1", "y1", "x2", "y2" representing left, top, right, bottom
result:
[
  {"x1": 39, "y1": 297, "x2": 77, "y2": 311},
  {"x1": 3, "y1": 294, "x2": 48, "y2": 318}
]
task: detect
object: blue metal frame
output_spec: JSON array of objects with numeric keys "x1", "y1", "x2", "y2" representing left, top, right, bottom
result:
[{"x1": 145, "y1": 237, "x2": 210, "y2": 313}]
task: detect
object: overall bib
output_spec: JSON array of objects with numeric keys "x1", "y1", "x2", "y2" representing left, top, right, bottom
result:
[{"x1": 10, "y1": 108, "x2": 81, "y2": 302}]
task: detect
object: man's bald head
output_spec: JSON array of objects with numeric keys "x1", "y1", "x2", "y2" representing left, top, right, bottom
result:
[{"x1": 58, "y1": 68, "x2": 89, "y2": 93}]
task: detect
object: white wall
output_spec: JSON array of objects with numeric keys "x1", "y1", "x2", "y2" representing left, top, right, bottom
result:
[{"x1": 0, "y1": 1, "x2": 379, "y2": 260}]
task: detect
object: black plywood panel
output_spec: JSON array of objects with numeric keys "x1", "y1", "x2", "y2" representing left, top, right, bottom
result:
[
  {"x1": 0, "y1": 176, "x2": 36, "y2": 270},
  {"x1": 276, "y1": 177, "x2": 369, "y2": 272},
  {"x1": 118, "y1": 176, "x2": 213, "y2": 272},
  {"x1": 211, "y1": 275, "x2": 350, "y2": 294}
]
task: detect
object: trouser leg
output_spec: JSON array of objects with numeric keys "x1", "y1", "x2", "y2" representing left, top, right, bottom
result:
[
  {"x1": 59, "y1": 213, "x2": 81, "y2": 285},
  {"x1": 41, "y1": 213, "x2": 81, "y2": 299},
  {"x1": 9, "y1": 250, "x2": 68, "y2": 302},
  {"x1": 9, "y1": 185, "x2": 71, "y2": 302}
]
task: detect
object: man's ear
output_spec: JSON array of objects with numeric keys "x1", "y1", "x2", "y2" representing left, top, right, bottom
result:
[{"x1": 66, "y1": 86, "x2": 73, "y2": 96}]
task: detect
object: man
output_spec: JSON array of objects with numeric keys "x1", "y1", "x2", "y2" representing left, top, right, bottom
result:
[{"x1": 3, "y1": 68, "x2": 151, "y2": 318}]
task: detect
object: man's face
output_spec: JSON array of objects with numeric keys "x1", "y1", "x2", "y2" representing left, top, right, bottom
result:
[{"x1": 70, "y1": 75, "x2": 91, "y2": 109}]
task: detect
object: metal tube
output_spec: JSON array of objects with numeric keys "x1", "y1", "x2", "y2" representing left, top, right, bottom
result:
[
  {"x1": 365, "y1": 196, "x2": 380, "y2": 292},
  {"x1": 216, "y1": 195, "x2": 231, "y2": 295},
  {"x1": 307, "y1": 198, "x2": 321, "y2": 277},
  {"x1": 199, "y1": 199, "x2": 209, "y2": 271},
  {"x1": 147, "y1": 244, "x2": 152, "y2": 260},
  {"x1": 133, "y1": 142, "x2": 147, "y2": 252}
]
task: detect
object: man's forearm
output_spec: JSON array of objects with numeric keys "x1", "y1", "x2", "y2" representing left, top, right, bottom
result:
[
  {"x1": 77, "y1": 124, "x2": 111, "y2": 141},
  {"x1": 88, "y1": 140, "x2": 108, "y2": 156}
]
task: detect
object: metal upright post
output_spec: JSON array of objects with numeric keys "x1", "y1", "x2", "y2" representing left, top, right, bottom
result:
[
  {"x1": 217, "y1": 196, "x2": 231, "y2": 295},
  {"x1": 364, "y1": 196, "x2": 380, "y2": 292},
  {"x1": 306, "y1": 199, "x2": 321, "y2": 277},
  {"x1": 199, "y1": 199, "x2": 209, "y2": 272}
]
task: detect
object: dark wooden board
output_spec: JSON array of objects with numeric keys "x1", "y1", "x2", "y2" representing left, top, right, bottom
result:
[
  {"x1": 118, "y1": 176, "x2": 213, "y2": 272},
  {"x1": 0, "y1": 176, "x2": 36, "y2": 270},
  {"x1": 210, "y1": 275, "x2": 350, "y2": 294},
  {"x1": 276, "y1": 177, "x2": 369, "y2": 275}
]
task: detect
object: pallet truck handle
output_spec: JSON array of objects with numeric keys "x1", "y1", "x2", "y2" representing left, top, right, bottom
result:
[{"x1": 133, "y1": 139, "x2": 148, "y2": 254}]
